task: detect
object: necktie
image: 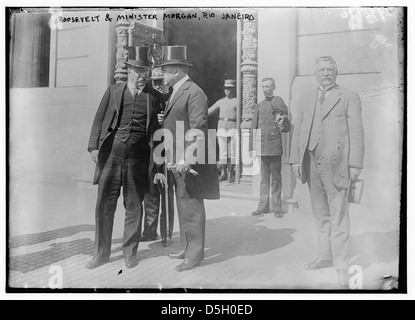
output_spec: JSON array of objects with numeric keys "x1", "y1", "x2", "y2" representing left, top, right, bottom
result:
[
  {"x1": 166, "y1": 87, "x2": 174, "y2": 108},
  {"x1": 319, "y1": 89, "x2": 327, "y2": 105}
]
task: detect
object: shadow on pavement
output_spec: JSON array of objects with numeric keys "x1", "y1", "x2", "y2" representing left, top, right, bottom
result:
[
  {"x1": 9, "y1": 224, "x2": 95, "y2": 249},
  {"x1": 146, "y1": 214, "x2": 297, "y2": 266},
  {"x1": 9, "y1": 224, "x2": 124, "y2": 273}
]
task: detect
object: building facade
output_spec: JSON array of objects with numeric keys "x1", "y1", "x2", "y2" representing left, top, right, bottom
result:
[{"x1": 9, "y1": 8, "x2": 403, "y2": 214}]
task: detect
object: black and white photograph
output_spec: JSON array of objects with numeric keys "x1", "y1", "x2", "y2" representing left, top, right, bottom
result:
[{"x1": 4, "y1": 2, "x2": 410, "y2": 296}]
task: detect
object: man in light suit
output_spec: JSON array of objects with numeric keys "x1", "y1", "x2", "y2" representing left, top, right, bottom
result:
[
  {"x1": 86, "y1": 46, "x2": 161, "y2": 269},
  {"x1": 157, "y1": 45, "x2": 220, "y2": 272},
  {"x1": 289, "y1": 56, "x2": 365, "y2": 287}
]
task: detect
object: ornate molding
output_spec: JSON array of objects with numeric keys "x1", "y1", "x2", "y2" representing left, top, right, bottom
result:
[
  {"x1": 114, "y1": 21, "x2": 164, "y2": 83},
  {"x1": 114, "y1": 21, "x2": 129, "y2": 83},
  {"x1": 240, "y1": 13, "x2": 258, "y2": 130}
]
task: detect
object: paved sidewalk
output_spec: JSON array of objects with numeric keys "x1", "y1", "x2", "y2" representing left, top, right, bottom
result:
[{"x1": 8, "y1": 176, "x2": 400, "y2": 291}]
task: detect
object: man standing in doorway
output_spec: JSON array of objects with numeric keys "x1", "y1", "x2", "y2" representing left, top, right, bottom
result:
[
  {"x1": 158, "y1": 45, "x2": 220, "y2": 272},
  {"x1": 250, "y1": 77, "x2": 291, "y2": 218},
  {"x1": 86, "y1": 46, "x2": 161, "y2": 269},
  {"x1": 289, "y1": 56, "x2": 365, "y2": 287},
  {"x1": 209, "y1": 79, "x2": 238, "y2": 183}
]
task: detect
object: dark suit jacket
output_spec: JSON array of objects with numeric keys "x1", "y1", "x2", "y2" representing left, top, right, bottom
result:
[
  {"x1": 87, "y1": 81, "x2": 160, "y2": 185},
  {"x1": 249, "y1": 96, "x2": 291, "y2": 156},
  {"x1": 162, "y1": 78, "x2": 220, "y2": 200},
  {"x1": 289, "y1": 84, "x2": 365, "y2": 189}
]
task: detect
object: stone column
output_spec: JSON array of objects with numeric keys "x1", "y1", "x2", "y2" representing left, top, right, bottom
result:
[
  {"x1": 240, "y1": 11, "x2": 258, "y2": 130},
  {"x1": 239, "y1": 10, "x2": 258, "y2": 179},
  {"x1": 114, "y1": 20, "x2": 130, "y2": 83}
]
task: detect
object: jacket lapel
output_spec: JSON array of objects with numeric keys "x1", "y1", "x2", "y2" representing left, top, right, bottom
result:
[
  {"x1": 303, "y1": 89, "x2": 318, "y2": 132},
  {"x1": 321, "y1": 85, "x2": 341, "y2": 119},
  {"x1": 164, "y1": 79, "x2": 192, "y2": 118},
  {"x1": 113, "y1": 82, "x2": 127, "y2": 115}
]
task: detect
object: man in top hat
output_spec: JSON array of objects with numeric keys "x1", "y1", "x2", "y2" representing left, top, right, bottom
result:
[
  {"x1": 141, "y1": 67, "x2": 175, "y2": 247},
  {"x1": 289, "y1": 56, "x2": 364, "y2": 287},
  {"x1": 208, "y1": 79, "x2": 238, "y2": 182},
  {"x1": 86, "y1": 46, "x2": 162, "y2": 269},
  {"x1": 158, "y1": 45, "x2": 220, "y2": 272}
]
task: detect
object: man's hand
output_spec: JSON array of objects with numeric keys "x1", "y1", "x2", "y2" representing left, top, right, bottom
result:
[
  {"x1": 153, "y1": 173, "x2": 167, "y2": 188},
  {"x1": 276, "y1": 114, "x2": 286, "y2": 131},
  {"x1": 293, "y1": 164, "x2": 301, "y2": 179},
  {"x1": 176, "y1": 160, "x2": 190, "y2": 174},
  {"x1": 349, "y1": 167, "x2": 361, "y2": 182},
  {"x1": 157, "y1": 111, "x2": 164, "y2": 125},
  {"x1": 90, "y1": 150, "x2": 99, "y2": 164}
]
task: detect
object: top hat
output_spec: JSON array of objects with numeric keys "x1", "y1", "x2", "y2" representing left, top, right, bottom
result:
[
  {"x1": 223, "y1": 79, "x2": 236, "y2": 88},
  {"x1": 150, "y1": 67, "x2": 164, "y2": 80},
  {"x1": 157, "y1": 45, "x2": 193, "y2": 67},
  {"x1": 124, "y1": 46, "x2": 151, "y2": 68}
]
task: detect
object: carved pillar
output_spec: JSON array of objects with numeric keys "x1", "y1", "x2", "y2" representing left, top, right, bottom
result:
[
  {"x1": 239, "y1": 10, "x2": 258, "y2": 178},
  {"x1": 240, "y1": 10, "x2": 258, "y2": 130},
  {"x1": 114, "y1": 21, "x2": 130, "y2": 83}
]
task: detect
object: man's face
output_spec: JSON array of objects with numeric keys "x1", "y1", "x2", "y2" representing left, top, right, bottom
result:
[
  {"x1": 262, "y1": 80, "x2": 275, "y2": 98},
  {"x1": 128, "y1": 66, "x2": 149, "y2": 88},
  {"x1": 314, "y1": 61, "x2": 338, "y2": 88},
  {"x1": 161, "y1": 66, "x2": 177, "y2": 87},
  {"x1": 224, "y1": 88, "x2": 231, "y2": 98}
]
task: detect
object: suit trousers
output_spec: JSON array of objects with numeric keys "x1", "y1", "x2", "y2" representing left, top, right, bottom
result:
[
  {"x1": 257, "y1": 156, "x2": 282, "y2": 213},
  {"x1": 173, "y1": 171, "x2": 206, "y2": 262},
  {"x1": 306, "y1": 145, "x2": 350, "y2": 269},
  {"x1": 143, "y1": 170, "x2": 175, "y2": 239},
  {"x1": 94, "y1": 138, "x2": 149, "y2": 259}
]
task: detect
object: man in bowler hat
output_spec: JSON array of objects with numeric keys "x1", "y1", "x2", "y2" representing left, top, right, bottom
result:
[
  {"x1": 86, "y1": 46, "x2": 161, "y2": 269},
  {"x1": 158, "y1": 45, "x2": 220, "y2": 272}
]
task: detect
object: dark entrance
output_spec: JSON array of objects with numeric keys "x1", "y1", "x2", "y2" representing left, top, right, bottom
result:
[{"x1": 164, "y1": 9, "x2": 237, "y2": 106}]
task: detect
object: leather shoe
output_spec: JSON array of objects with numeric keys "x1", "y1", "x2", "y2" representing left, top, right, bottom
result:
[
  {"x1": 168, "y1": 250, "x2": 185, "y2": 259},
  {"x1": 304, "y1": 258, "x2": 333, "y2": 270},
  {"x1": 175, "y1": 259, "x2": 201, "y2": 272},
  {"x1": 161, "y1": 237, "x2": 167, "y2": 247},
  {"x1": 125, "y1": 255, "x2": 139, "y2": 268},
  {"x1": 337, "y1": 268, "x2": 350, "y2": 288},
  {"x1": 85, "y1": 256, "x2": 109, "y2": 269},
  {"x1": 274, "y1": 210, "x2": 284, "y2": 218},
  {"x1": 140, "y1": 234, "x2": 158, "y2": 242},
  {"x1": 251, "y1": 210, "x2": 264, "y2": 216}
]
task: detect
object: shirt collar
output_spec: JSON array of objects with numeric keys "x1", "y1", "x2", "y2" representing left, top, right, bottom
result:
[{"x1": 172, "y1": 75, "x2": 189, "y2": 93}]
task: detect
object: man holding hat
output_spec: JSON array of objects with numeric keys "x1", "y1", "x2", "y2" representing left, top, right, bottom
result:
[
  {"x1": 158, "y1": 45, "x2": 219, "y2": 272},
  {"x1": 208, "y1": 79, "x2": 238, "y2": 183},
  {"x1": 87, "y1": 46, "x2": 162, "y2": 269}
]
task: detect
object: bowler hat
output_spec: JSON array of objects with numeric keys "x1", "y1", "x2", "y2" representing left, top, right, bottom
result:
[
  {"x1": 157, "y1": 45, "x2": 193, "y2": 67},
  {"x1": 224, "y1": 79, "x2": 236, "y2": 88},
  {"x1": 124, "y1": 46, "x2": 151, "y2": 68}
]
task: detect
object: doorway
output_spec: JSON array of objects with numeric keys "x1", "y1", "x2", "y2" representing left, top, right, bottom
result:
[{"x1": 164, "y1": 9, "x2": 238, "y2": 106}]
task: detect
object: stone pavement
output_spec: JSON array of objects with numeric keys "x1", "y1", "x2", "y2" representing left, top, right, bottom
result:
[{"x1": 8, "y1": 174, "x2": 400, "y2": 291}]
